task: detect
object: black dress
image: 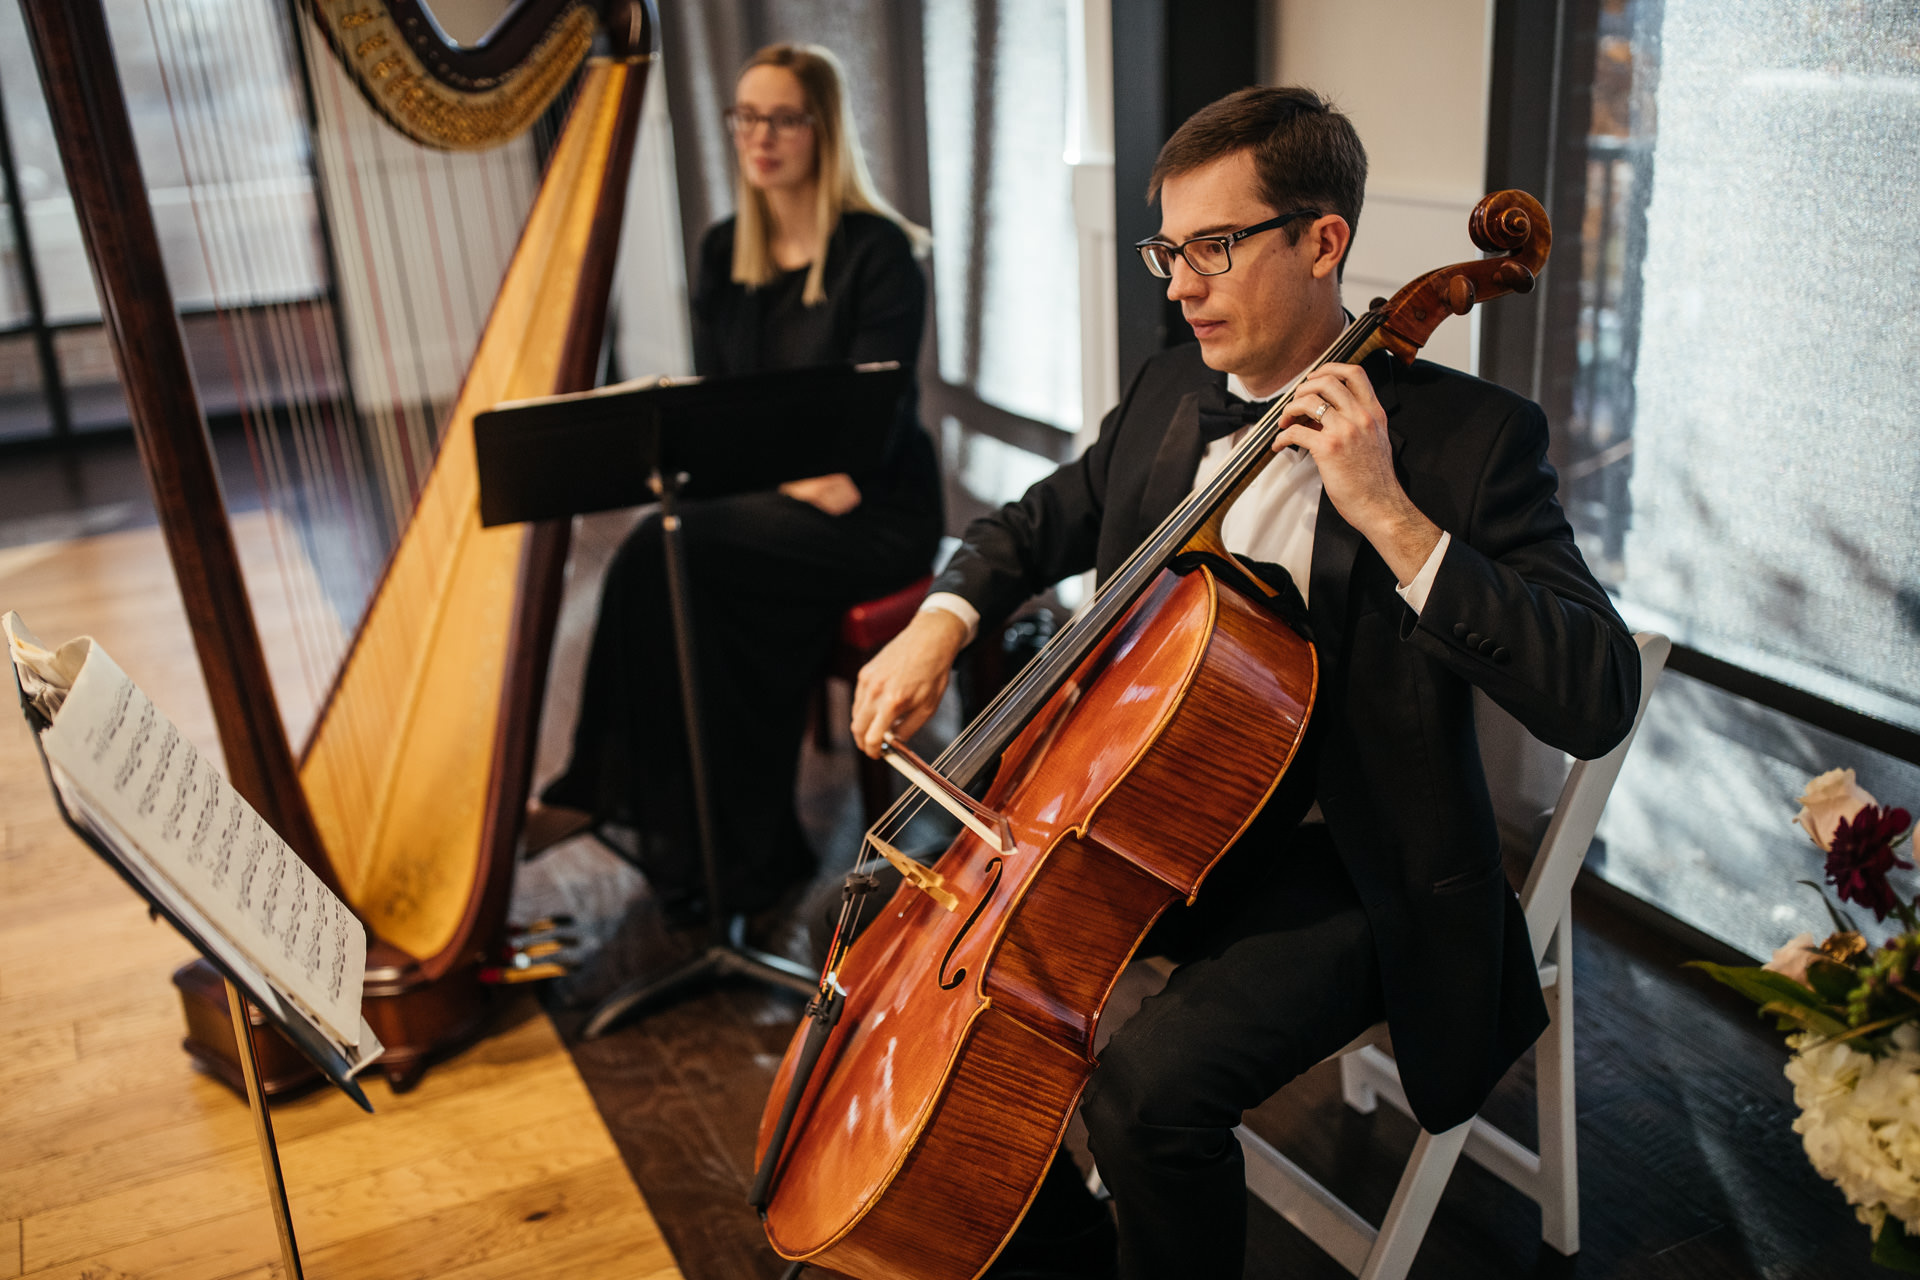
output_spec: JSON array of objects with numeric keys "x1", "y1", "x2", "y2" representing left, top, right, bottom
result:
[{"x1": 543, "y1": 211, "x2": 943, "y2": 919}]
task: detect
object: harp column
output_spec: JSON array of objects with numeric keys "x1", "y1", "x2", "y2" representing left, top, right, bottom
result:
[{"x1": 17, "y1": 0, "x2": 335, "y2": 889}]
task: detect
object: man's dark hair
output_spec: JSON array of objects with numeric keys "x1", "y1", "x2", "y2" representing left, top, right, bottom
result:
[{"x1": 1148, "y1": 86, "x2": 1368, "y2": 276}]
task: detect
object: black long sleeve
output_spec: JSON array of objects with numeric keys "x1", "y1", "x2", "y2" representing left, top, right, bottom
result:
[{"x1": 689, "y1": 212, "x2": 930, "y2": 504}]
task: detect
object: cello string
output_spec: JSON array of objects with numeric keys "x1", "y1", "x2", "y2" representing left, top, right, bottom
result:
[
  {"x1": 917, "y1": 311, "x2": 1384, "y2": 798},
  {"x1": 856, "y1": 313, "x2": 1383, "y2": 841}
]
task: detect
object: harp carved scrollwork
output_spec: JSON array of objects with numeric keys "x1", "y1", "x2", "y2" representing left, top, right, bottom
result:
[{"x1": 302, "y1": 0, "x2": 604, "y2": 149}]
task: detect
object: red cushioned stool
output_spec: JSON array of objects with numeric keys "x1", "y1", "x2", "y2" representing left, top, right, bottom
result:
[{"x1": 814, "y1": 574, "x2": 933, "y2": 823}]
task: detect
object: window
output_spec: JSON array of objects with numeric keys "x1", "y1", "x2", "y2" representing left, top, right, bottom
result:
[
  {"x1": 0, "y1": 0, "x2": 327, "y2": 442},
  {"x1": 1539, "y1": 0, "x2": 1920, "y2": 955},
  {"x1": 924, "y1": 0, "x2": 1082, "y2": 435}
]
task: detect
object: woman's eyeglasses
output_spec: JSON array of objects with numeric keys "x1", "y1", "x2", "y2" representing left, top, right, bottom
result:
[
  {"x1": 1134, "y1": 208, "x2": 1322, "y2": 278},
  {"x1": 725, "y1": 108, "x2": 815, "y2": 139}
]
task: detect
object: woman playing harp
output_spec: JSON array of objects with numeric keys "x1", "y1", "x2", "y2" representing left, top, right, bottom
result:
[{"x1": 538, "y1": 43, "x2": 943, "y2": 923}]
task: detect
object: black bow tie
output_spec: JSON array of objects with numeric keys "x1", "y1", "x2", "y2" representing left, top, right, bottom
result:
[{"x1": 1197, "y1": 383, "x2": 1276, "y2": 444}]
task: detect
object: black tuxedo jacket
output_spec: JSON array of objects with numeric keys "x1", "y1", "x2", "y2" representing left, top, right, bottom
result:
[{"x1": 931, "y1": 342, "x2": 1640, "y2": 1131}]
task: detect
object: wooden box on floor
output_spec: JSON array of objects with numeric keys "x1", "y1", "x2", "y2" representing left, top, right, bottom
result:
[
  {"x1": 176, "y1": 951, "x2": 500, "y2": 1096},
  {"x1": 173, "y1": 958, "x2": 327, "y2": 1098}
]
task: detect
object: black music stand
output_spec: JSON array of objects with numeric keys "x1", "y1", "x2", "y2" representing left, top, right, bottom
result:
[
  {"x1": 475, "y1": 361, "x2": 910, "y2": 1037},
  {"x1": 11, "y1": 664, "x2": 376, "y2": 1280}
]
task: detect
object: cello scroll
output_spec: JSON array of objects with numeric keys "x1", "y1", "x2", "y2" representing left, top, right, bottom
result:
[{"x1": 1363, "y1": 189, "x2": 1551, "y2": 363}]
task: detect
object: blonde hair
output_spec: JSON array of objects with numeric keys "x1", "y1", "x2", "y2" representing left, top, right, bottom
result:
[{"x1": 731, "y1": 43, "x2": 930, "y2": 306}]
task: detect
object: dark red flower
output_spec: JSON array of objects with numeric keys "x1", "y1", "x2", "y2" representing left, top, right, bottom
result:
[{"x1": 1825, "y1": 805, "x2": 1914, "y2": 921}]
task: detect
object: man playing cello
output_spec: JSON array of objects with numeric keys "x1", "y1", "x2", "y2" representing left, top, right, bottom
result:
[{"x1": 851, "y1": 86, "x2": 1640, "y2": 1279}]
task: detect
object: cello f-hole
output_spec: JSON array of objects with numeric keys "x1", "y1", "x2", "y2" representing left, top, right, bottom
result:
[{"x1": 938, "y1": 857, "x2": 1004, "y2": 990}]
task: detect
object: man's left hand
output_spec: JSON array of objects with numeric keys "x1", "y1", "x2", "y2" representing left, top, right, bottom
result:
[{"x1": 1275, "y1": 362, "x2": 1441, "y2": 586}]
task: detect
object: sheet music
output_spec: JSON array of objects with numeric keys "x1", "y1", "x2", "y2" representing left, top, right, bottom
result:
[{"x1": 13, "y1": 620, "x2": 367, "y2": 1049}]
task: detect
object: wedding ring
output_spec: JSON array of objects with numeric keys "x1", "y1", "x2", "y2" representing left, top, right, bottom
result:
[{"x1": 1312, "y1": 401, "x2": 1330, "y2": 423}]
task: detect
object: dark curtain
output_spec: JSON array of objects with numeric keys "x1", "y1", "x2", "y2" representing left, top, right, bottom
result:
[{"x1": 656, "y1": 0, "x2": 932, "y2": 289}]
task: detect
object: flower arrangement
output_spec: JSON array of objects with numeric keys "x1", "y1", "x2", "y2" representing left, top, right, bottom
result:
[{"x1": 1693, "y1": 768, "x2": 1919, "y2": 1270}]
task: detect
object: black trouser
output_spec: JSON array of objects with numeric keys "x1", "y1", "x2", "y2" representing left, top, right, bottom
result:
[
  {"x1": 1017, "y1": 819, "x2": 1384, "y2": 1280},
  {"x1": 544, "y1": 487, "x2": 939, "y2": 917}
]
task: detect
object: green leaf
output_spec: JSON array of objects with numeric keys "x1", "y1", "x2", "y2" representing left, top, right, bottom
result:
[
  {"x1": 1759, "y1": 1002, "x2": 1853, "y2": 1038},
  {"x1": 1687, "y1": 961, "x2": 1851, "y2": 1037},
  {"x1": 1873, "y1": 1220, "x2": 1920, "y2": 1272},
  {"x1": 1690, "y1": 961, "x2": 1838, "y2": 1010},
  {"x1": 1808, "y1": 957, "x2": 1865, "y2": 1004}
]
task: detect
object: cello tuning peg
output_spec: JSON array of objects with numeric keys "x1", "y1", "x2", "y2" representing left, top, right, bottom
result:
[
  {"x1": 1445, "y1": 275, "x2": 1476, "y2": 315},
  {"x1": 1493, "y1": 261, "x2": 1537, "y2": 294}
]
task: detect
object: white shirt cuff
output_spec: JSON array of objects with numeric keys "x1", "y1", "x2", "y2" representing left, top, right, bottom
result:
[
  {"x1": 1393, "y1": 530, "x2": 1451, "y2": 615},
  {"x1": 918, "y1": 592, "x2": 980, "y2": 646}
]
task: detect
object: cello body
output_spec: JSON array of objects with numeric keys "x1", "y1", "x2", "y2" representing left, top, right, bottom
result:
[{"x1": 756, "y1": 564, "x2": 1315, "y2": 1279}]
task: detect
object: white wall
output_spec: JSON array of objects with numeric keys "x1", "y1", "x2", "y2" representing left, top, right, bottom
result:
[{"x1": 1269, "y1": 0, "x2": 1495, "y2": 375}]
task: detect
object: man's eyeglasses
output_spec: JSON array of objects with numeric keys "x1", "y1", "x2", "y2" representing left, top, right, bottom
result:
[
  {"x1": 1134, "y1": 208, "x2": 1322, "y2": 279},
  {"x1": 725, "y1": 108, "x2": 815, "y2": 138}
]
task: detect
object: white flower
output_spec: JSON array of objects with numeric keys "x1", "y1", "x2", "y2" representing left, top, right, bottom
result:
[
  {"x1": 1794, "y1": 768, "x2": 1878, "y2": 852},
  {"x1": 1787, "y1": 1034, "x2": 1920, "y2": 1235},
  {"x1": 1764, "y1": 932, "x2": 1821, "y2": 987}
]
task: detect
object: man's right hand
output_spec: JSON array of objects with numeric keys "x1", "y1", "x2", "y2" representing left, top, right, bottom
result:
[{"x1": 851, "y1": 608, "x2": 970, "y2": 758}]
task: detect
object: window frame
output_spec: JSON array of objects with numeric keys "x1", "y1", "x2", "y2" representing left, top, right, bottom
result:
[{"x1": 1482, "y1": 0, "x2": 1920, "y2": 768}]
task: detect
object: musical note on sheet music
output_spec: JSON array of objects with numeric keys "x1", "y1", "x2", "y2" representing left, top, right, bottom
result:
[{"x1": 36, "y1": 643, "x2": 366, "y2": 1046}]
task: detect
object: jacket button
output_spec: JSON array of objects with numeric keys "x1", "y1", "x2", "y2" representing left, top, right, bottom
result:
[
  {"x1": 1494, "y1": 647, "x2": 1511, "y2": 664},
  {"x1": 1465, "y1": 632, "x2": 1482, "y2": 647},
  {"x1": 1478, "y1": 638, "x2": 1497, "y2": 656},
  {"x1": 1452, "y1": 623, "x2": 1468, "y2": 640}
]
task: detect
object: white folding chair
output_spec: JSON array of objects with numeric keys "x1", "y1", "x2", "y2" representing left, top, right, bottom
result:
[{"x1": 1236, "y1": 631, "x2": 1670, "y2": 1279}]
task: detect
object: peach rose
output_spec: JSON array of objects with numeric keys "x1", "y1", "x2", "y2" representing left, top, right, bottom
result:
[
  {"x1": 1763, "y1": 932, "x2": 1820, "y2": 987},
  {"x1": 1795, "y1": 769, "x2": 1878, "y2": 852}
]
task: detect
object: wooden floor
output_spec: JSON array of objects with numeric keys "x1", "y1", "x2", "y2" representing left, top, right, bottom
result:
[
  {"x1": 2, "y1": 479, "x2": 1888, "y2": 1280},
  {"x1": 547, "y1": 701, "x2": 1889, "y2": 1280},
  {"x1": 0, "y1": 521, "x2": 679, "y2": 1280}
]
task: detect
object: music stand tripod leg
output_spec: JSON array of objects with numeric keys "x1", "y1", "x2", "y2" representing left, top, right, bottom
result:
[
  {"x1": 224, "y1": 978, "x2": 304, "y2": 1280},
  {"x1": 651, "y1": 465, "x2": 730, "y2": 953},
  {"x1": 582, "y1": 464, "x2": 814, "y2": 1038}
]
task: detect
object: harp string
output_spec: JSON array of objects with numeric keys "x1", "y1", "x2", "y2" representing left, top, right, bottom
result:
[
  {"x1": 134, "y1": 0, "x2": 556, "y2": 882},
  {"x1": 292, "y1": 1, "x2": 560, "y2": 896},
  {"x1": 298, "y1": 4, "x2": 451, "y2": 856},
  {"x1": 137, "y1": 0, "x2": 349, "y2": 736}
]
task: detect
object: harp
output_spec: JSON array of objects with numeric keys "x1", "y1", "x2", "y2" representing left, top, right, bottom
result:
[{"x1": 19, "y1": 0, "x2": 659, "y2": 1090}]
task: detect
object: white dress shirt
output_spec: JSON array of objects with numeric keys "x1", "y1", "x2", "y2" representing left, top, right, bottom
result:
[{"x1": 922, "y1": 371, "x2": 1450, "y2": 642}]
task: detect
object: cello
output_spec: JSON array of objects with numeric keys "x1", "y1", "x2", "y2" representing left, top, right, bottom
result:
[{"x1": 751, "y1": 191, "x2": 1552, "y2": 1280}]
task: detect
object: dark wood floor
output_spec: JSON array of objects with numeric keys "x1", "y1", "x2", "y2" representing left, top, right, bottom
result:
[{"x1": 531, "y1": 691, "x2": 1884, "y2": 1280}]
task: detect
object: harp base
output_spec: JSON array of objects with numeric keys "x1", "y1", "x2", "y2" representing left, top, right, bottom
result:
[
  {"x1": 361, "y1": 941, "x2": 498, "y2": 1092},
  {"x1": 175, "y1": 945, "x2": 498, "y2": 1098},
  {"x1": 174, "y1": 959, "x2": 327, "y2": 1098}
]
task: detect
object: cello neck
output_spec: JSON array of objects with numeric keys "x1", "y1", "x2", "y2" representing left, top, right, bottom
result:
[
  {"x1": 936, "y1": 308, "x2": 1385, "y2": 789},
  {"x1": 931, "y1": 187, "x2": 1552, "y2": 792}
]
